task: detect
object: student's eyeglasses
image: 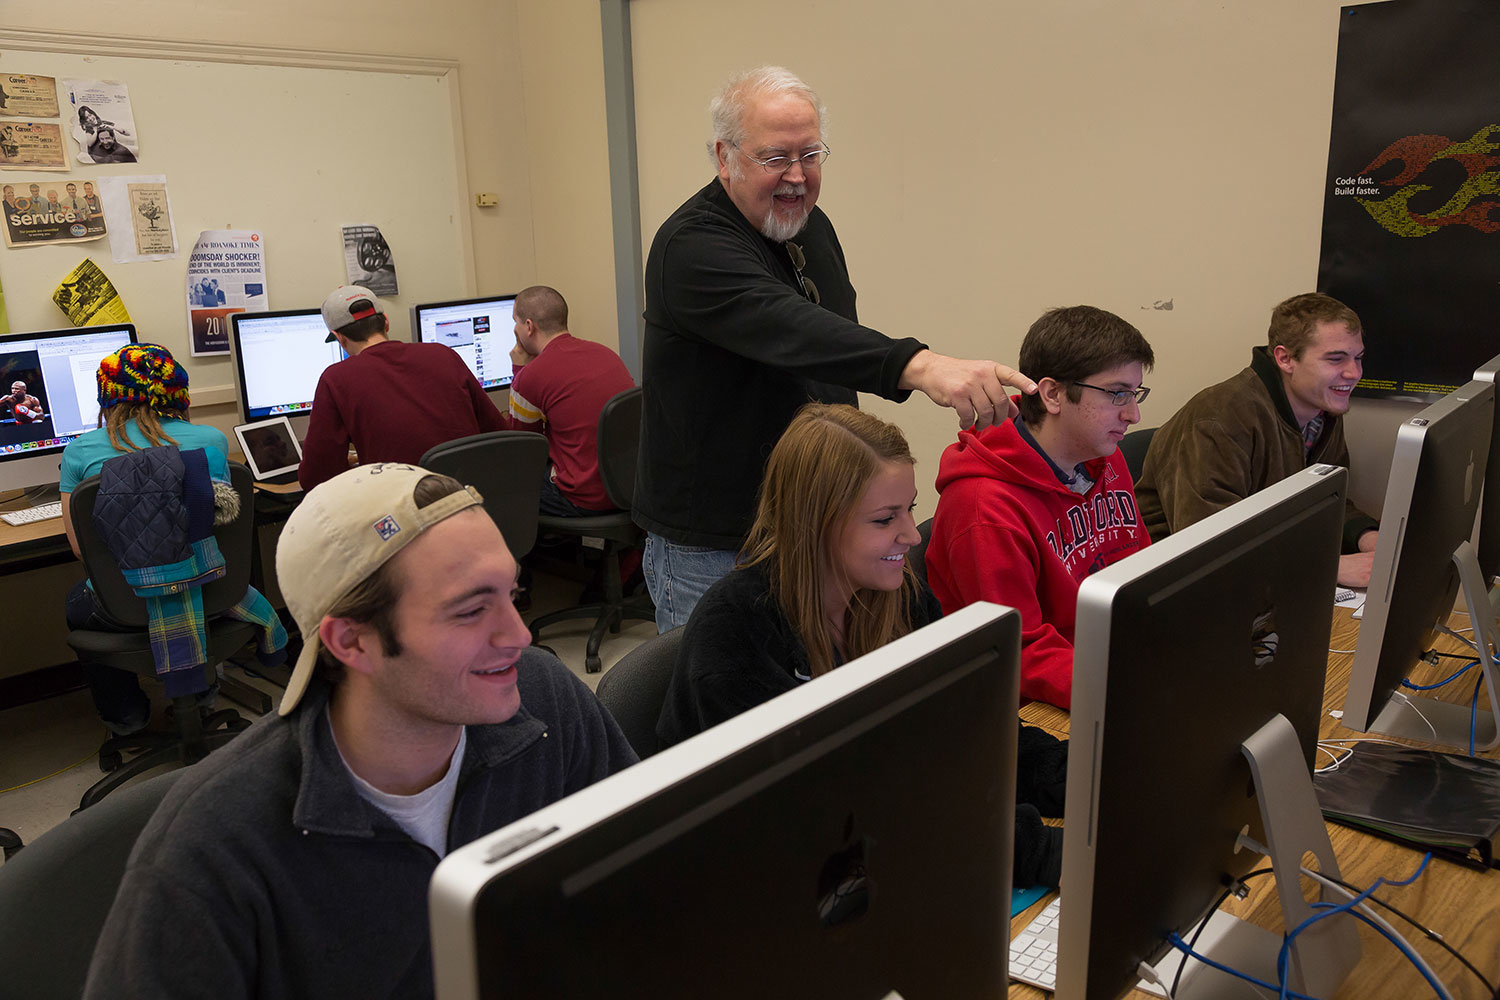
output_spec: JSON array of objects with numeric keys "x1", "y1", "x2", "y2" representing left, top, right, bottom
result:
[
  {"x1": 1073, "y1": 382, "x2": 1151, "y2": 406},
  {"x1": 785, "y1": 242, "x2": 821, "y2": 305},
  {"x1": 733, "y1": 143, "x2": 832, "y2": 174}
]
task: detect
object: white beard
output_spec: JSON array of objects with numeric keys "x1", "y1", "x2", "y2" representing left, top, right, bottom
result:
[
  {"x1": 758, "y1": 180, "x2": 811, "y2": 242},
  {"x1": 759, "y1": 206, "x2": 810, "y2": 242}
]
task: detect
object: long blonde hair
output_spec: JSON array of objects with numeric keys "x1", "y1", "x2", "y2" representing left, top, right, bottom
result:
[
  {"x1": 740, "y1": 403, "x2": 918, "y2": 678},
  {"x1": 101, "y1": 401, "x2": 182, "y2": 453}
]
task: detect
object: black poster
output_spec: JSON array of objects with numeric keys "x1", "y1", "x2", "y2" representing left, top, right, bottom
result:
[{"x1": 1317, "y1": 0, "x2": 1500, "y2": 399}]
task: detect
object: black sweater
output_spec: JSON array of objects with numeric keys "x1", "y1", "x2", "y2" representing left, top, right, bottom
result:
[
  {"x1": 656, "y1": 564, "x2": 1065, "y2": 888},
  {"x1": 636, "y1": 179, "x2": 927, "y2": 548}
]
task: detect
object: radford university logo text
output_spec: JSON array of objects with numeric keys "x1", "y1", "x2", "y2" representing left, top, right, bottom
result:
[{"x1": 1045, "y1": 490, "x2": 1139, "y2": 563}]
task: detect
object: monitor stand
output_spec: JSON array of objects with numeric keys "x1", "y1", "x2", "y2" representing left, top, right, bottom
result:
[
  {"x1": 0, "y1": 481, "x2": 61, "y2": 511},
  {"x1": 1149, "y1": 714, "x2": 1360, "y2": 999},
  {"x1": 1368, "y1": 540, "x2": 1500, "y2": 752}
]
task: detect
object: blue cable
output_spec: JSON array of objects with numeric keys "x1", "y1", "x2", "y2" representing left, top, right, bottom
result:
[
  {"x1": 1401, "y1": 659, "x2": 1477, "y2": 691},
  {"x1": 1308, "y1": 901, "x2": 1450, "y2": 999},
  {"x1": 1163, "y1": 932, "x2": 1320, "y2": 1000},
  {"x1": 1276, "y1": 853, "x2": 1433, "y2": 1000}
]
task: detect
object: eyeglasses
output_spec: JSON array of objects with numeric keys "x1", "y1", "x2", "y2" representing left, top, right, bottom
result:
[
  {"x1": 1073, "y1": 381, "x2": 1150, "y2": 406},
  {"x1": 785, "y1": 242, "x2": 821, "y2": 305},
  {"x1": 733, "y1": 143, "x2": 832, "y2": 174}
]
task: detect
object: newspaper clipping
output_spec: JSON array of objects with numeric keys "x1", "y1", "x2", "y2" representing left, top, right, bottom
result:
[
  {"x1": 0, "y1": 75, "x2": 61, "y2": 119},
  {"x1": 2, "y1": 177, "x2": 108, "y2": 248},
  {"x1": 52, "y1": 258, "x2": 132, "y2": 326},
  {"x1": 341, "y1": 223, "x2": 398, "y2": 296},
  {"x1": 187, "y1": 230, "x2": 268, "y2": 356},
  {"x1": 0, "y1": 121, "x2": 67, "y2": 171},
  {"x1": 97, "y1": 175, "x2": 177, "y2": 262},
  {"x1": 63, "y1": 79, "x2": 140, "y2": 165}
]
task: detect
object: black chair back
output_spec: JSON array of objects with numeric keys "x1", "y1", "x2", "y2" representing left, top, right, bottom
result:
[
  {"x1": 596, "y1": 387, "x2": 643, "y2": 512},
  {"x1": 420, "y1": 431, "x2": 550, "y2": 558},
  {"x1": 909, "y1": 517, "x2": 934, "y2": 590},
  {"x1": 595, "y1": 626, "x2": 683, "y2": 759},
  {"x1": 71, "y1": 462, "x2": 257, "y2": 629},
  {"x1": 0, "y1": 769, "x2": 185, "y2": 1000},
  {"x1": 1119, "y1": 426, "x2": 1158, "y2": 482}
]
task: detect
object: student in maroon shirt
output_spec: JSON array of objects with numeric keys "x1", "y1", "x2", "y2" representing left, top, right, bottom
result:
[
  {"x1": 298, "y1": 286, "x2": 506, "y2": 492},
  {"x1": 502, "y1": 285, "x2": 635, "y2": 515}
]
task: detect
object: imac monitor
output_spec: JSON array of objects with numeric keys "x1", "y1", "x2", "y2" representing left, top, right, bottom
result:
[
  {"x1": 1059, "y1": 466, "x2": 1358, "y2": 1000},
  {"x1": 411, "y1": 295, "x2": 516, "y2": 391},
  {"x1": 1469, "y1": 353, "x2": 1500, "y2": 582},
  {"x1": 0, "y1": 324, "x2": 137, "y2": 496},
  {"x1": 1342, "y1": 378, "x2": 1500, "y2": 751},
  {"x1": 430, "y1": 603, "x2": 1022, "y2": 1000},
  {"x1": 230, "y1": 309, "x2": 346, "y2": 435}
]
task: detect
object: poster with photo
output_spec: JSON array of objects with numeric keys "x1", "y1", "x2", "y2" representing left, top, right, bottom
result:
[
  {"x1": 97, "y1": 175, "x2": 178, "y2": 262},
  {"x1": 186, "y1": 230, "x2": 268, "y2": 356},
  {"x1": 341, "y1": 223, "x2": 398, "y2": 295},
  {"x1": 2, "y1": 177, "x2": 107, "y2": 248},
  {"x1": 0, "y1": 121, "x2": 67, "y2": 171},
  {"x1": 62, "y1": 79, "x2": 140, "y2": 165},
  {"x1": 52, "y1": 258, "x2": 132, "y2": 326},
  {"x1": 0, "y1": 74, "x2": 60, "y2": 119}
]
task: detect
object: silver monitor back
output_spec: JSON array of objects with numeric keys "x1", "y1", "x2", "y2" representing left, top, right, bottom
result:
[
  {"x1": 1060, "y1": 466, "x2": 1349, "y2": 1000},
  {"x1": 1343, "y1": 378, "x2": 1500, "y2": 750},
  {"x1": 430, "y1": 603, "x2": 1021, "y2": 1000},
  {"x1": 1469, "y1": 353, "x2": 1500, "y2": 581}
]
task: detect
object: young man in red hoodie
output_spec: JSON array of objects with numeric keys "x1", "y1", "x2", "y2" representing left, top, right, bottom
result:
[{"x1": 926, "y1": 306, "x2": 1154, "y2": 710}]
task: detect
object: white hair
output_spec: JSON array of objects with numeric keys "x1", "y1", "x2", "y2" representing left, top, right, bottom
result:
[{"x1": 705, "y1": 65, "x2": 828, "y2": 165}]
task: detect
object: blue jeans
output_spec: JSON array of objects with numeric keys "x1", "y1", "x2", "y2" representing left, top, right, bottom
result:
[
  {"x1": 642, "y1": 533, "x2": 739, "y2": 632},
  {"x1": 539, "y1": 474, "x2": 615, "y2": 518}
]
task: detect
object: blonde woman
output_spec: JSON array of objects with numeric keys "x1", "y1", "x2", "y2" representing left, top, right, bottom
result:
[{"x1": 656, "y1": 402, "x2": 1064, "y2": 887}]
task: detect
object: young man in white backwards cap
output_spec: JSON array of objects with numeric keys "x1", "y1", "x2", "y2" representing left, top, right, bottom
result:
[{"x1": 85, "y1": 463, "x2": 636, "y2": 1000}]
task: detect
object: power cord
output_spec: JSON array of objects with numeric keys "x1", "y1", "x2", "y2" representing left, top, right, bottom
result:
[
  {"x1": 1282, "y1": 854, "x2": 1450, "y2": 1000},
  {"x1": 1300, "y1": 866, "x2": 1494, "y2": 997},
  {"x1": 1168, "y1": 867, "x2": 1274, "y2": 997}
]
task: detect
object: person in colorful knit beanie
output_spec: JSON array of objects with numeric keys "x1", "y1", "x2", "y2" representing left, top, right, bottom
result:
[{"x1": 60, "y1": 343, "x2": 234, "y2": 736}]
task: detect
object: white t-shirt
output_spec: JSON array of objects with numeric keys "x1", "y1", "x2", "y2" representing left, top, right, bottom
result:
[{"x1": 329, "y1": 714, "x2": 467, "y2": 858}]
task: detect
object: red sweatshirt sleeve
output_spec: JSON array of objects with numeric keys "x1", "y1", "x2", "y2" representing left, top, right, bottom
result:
[
  {"x1": 296, "y1": 376, "x2": 352, "y2": 492},
  {"x1": 933, "y1": 522, "x2": 1077, "y2": 710}
]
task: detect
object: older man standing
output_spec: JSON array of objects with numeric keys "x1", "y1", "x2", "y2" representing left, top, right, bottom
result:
[{"x1": 637, "y1": 65, "x2": 1036, "y2": 630}]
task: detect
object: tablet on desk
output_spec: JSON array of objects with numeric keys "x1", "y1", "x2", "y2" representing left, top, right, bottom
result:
[{"x1": 233, "y1": 417, "x2": 302, "y2": 484}]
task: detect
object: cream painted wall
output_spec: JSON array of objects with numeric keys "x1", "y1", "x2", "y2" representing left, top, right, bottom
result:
[
  {"x1": 2, "y1": 0, "x2": 538, "y2": 305},
  {"x1": 514, "y1": 0, "x2": 619, "y2": 353},
  {"x1": 623, "y1": 0, "x2": 1404, "y2": 519}
]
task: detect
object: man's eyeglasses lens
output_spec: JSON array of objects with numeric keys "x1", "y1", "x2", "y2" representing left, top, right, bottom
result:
[
  {"x1": 1074, "y1": 382, "x2": 1150, "y2": 406},
  {"x1": 738, "y1": 145, "x2": 831, "y2": 174}
]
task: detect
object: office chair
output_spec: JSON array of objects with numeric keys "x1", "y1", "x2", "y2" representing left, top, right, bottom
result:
[
  {"x1": 67, "y1": 463, "x2": 261, "y2": 810},
  {"x1": 1119, "y1": 425, "x2": 1158, "y2": 482},
  {"x1": 420, "y1": 431, "x2": 551, "y2": 559},
  {"x1": 0, "y1": 768, "x2": 184, "y2": 1000},
  {"x1": 910, "y1": 517, "x2": 934, "y2": 591},
  {"x1": 594, "y1": 626, "x2": 683, "y2": 759},
  {"x1": 0, "y1": 828, "x2": 20, "y2": 861},
  {"x1": 528, "y1": 387, "x2": 654, "y2": 673}
]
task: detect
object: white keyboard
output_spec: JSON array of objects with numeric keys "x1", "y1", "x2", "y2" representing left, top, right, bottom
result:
[
  {"x1": 1, "y1": 500, "x2": 63, "y2": 526},
  {"x1": 1010, "y1": 896, "x2": 1061, "y2": 990}
]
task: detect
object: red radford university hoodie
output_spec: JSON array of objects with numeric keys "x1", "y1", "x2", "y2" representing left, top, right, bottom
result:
[{"x1": 926, "y1": 421, "x2": 1150, "y2": 709}]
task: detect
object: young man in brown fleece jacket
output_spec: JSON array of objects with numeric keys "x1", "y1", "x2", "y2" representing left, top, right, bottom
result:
[{"x1": 1134, "y1": 292, "x2": 1379, "y2": 587}]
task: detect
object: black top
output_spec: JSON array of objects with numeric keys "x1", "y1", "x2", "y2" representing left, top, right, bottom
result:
[
  {"x1": 656, "y1": 562, "x2": 942, "y2": 749},
  {"x1": 636, "y1": 179, "x2": 928, "y2": 548}
]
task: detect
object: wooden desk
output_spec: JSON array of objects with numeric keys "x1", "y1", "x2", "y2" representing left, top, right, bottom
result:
[{"x1": 1009, "y1": 608, "x2": 1500, "y2": 999}]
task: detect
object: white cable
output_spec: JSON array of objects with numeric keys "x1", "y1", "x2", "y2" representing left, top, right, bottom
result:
[
  {"x1": 1299, "y1": 866, "x2": 1455, "y2": 1000},
  {"x1": 1316, "y1": 736, "x2": 1429, "y2": 773},
  {"x1": 1328, "y1": 647, "x2": 1357, "y2": 654},
  {"x1": 1390, "y1": 691, "x2": 1440, "y2": 743},
  {"x1": 1135, "y1": 960, "x2": 1176, "y2": 1000}
]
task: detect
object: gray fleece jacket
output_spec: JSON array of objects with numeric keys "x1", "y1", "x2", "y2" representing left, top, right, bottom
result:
[{"x1": 83, "y1": 649, "x2": 636, "y2": 1000}]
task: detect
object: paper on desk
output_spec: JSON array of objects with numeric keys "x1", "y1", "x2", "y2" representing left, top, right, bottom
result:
[{"x1": 1335, "y1": 586, "x2": 1366, "y2": 618}]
